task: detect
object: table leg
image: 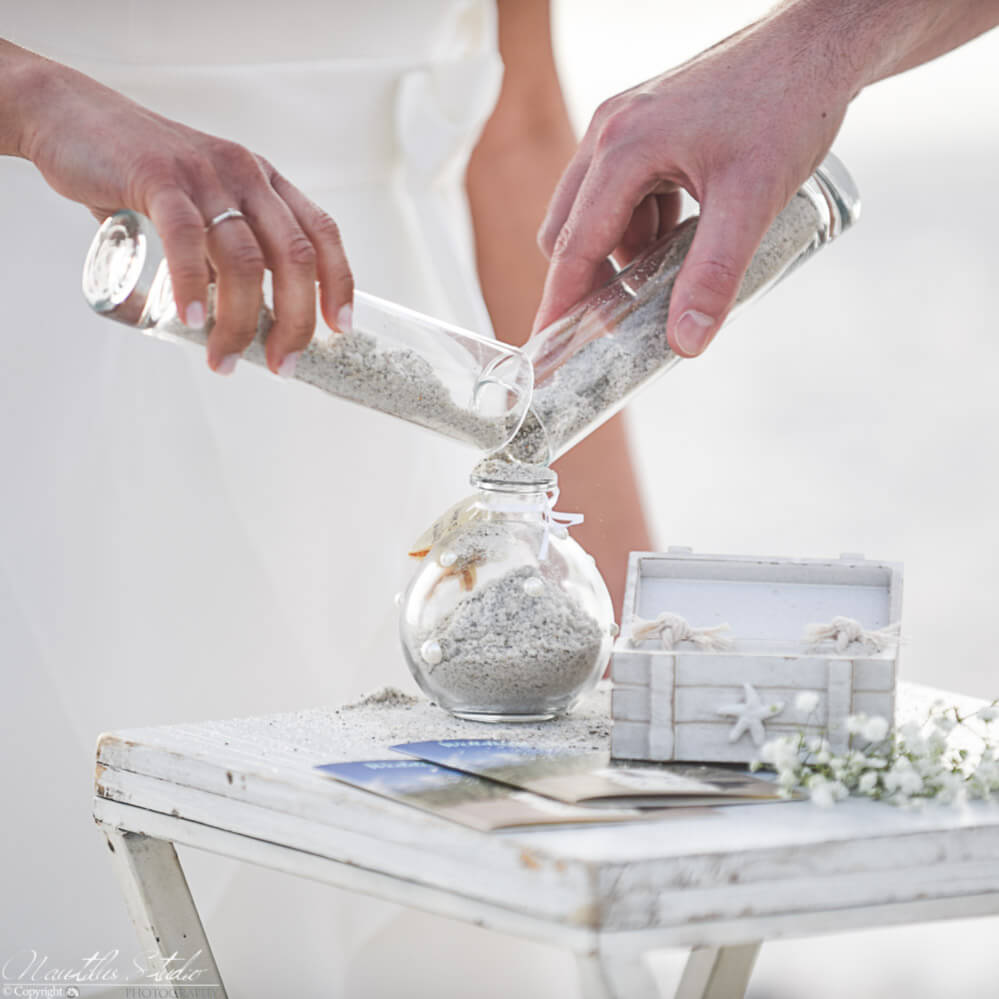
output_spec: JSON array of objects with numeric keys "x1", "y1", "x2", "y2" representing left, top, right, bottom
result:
[
  {"x1": 576, "y1": 936, "x2": 662, "y2": 999},
  {"x1": 674, "y1": 943, "x2": 761, "y2": 999},
  {"x1": 101, "y1": 826, "x2": 228, "y2": 999}
]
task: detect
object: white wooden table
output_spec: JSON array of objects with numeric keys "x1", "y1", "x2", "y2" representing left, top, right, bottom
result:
[{"x1": 93, "y1": 682, "x2": 999, "y2": 999}]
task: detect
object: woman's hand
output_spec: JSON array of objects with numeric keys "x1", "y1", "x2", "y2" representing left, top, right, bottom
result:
[
  {"x1": 6, "y1": 41, "x2": 352, "y2": 375},
  {"x1": 532, "y1": 7, "x2": 850, "y2": 357}
]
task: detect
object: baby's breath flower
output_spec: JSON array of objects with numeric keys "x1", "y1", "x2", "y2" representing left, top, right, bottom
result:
[
  {"x1": 861, "y1": 716, "x2": 890, "y2": 743},
  {"x1": 846, "y1": 715, "x2": 867, "y2": 735},
  {"x1": 887, "y1": 762, "x2": 923, "y2": 797},
  {"x1": 759, "y1": 733, "x2": 801, "y2": 772},
  {"x1": 754, "y1": 695, "x2": 999, "y2": 807},
  {"x1": 926, "y1": 729, "x2": 948, "y2": 757},
  {"x1": 812, "y1": 788, "x2": 835, "y2": 808},
  {"x1": 935, "y1": 715, "x2": 958, "y2": 735},
  {"x1": 858, "y1": 771, "x2": 878, "y2": 795},
  {"x1": 778, "y1": 769, "x2": 800, "y2": 792},
  {"x1": 809, "y1": 780, "x2": 835, "y2": 808},
  {"x1": 933, "y1": 771, "x2": 967, "y2": 805},
  {"x1": 795, "y1": 691, "x2": 820, "y2": 714}
]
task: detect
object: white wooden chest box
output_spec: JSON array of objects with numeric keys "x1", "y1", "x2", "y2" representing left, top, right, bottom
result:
[{"x1": 610, "y1": 549, "x2": 903, "y2": 764}]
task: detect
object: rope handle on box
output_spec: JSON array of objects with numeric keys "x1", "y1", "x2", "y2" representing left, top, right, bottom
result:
[
  {"x1": 627, "y1": 612, "x2": 735, "y2": 651},
  {"x1": 626, "y1": 612, "x2": 899, "y2": 654},
  {"x1": 804, "y1": 616, "x2": 900, "y2": 653}
]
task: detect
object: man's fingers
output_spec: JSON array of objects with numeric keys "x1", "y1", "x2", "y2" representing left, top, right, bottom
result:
[
  {"x1": 145, "y1": 187, "x2": 210, "y2": 330},
  {"x1": 533, "y1": 155, "x2": 653, "y2": 334},
  {"x1": 243, "y1": 190, "x2": 318, "y2": 375},
  {"x1": 271, "y1": 172, "x2": 354, "y2": 335},
  {"x1": 613, "y1": 193, "x2": 659, "y2": 269},
  {"x1": 666, "y1": 181, "x2": 778, "y2": 358},
  {"x1": 537, "y1": 144, "x2": 593, "y2": 259},
  {"x1": 655, "y1": 191, "x2": 684, "y2": 240}
]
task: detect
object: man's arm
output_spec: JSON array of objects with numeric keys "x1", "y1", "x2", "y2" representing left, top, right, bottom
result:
[{"x1": 465, "y1": 0, "x2": 653, "y2": 615}]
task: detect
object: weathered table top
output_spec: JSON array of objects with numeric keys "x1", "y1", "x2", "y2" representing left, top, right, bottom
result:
[{"x1": 94, "y1": 681, "x2": 999, "y2": 949}]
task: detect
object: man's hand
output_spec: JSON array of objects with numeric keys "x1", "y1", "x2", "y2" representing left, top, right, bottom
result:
[
  {"x1": 535, "y1": 0, "x2": 999, "y2": 356},
  {"x1": 533, "y1": 8, "x2": 850, "y2": 357}
]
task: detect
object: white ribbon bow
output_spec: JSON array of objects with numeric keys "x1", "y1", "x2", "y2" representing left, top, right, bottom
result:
[
  {"x1": 540, "y1": 486, "x2": 585, "y2": 558},
  {"x1": 490, "y1": 486, "x2": 584, "y2": 559}
]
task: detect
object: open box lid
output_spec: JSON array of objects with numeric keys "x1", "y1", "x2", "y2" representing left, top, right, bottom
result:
[{"x1": 618, "y1": 548, "x2": 903, "y2": 657}]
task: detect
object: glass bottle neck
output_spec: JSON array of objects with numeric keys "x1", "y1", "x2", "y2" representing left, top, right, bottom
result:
[{"x1": 477, "y1": 485, "x2": 552, "y2": 510}]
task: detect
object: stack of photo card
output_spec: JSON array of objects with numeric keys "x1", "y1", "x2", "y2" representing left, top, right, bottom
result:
[
  {"x1": 393, "y1": 740, "x2": 783, "y2": 808},
  {"x1": 314, "y1": 758, "x2": 660, "y2": 831},
  {"x1": 316, "y1": 740, "x2": 785, "y2": 832}
]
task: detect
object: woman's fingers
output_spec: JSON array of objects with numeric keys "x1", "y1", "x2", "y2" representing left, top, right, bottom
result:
[
  {"x1": 140, "y1": 145, "x2": 354, "y2": 375},
  {"x1": 202, "y1": 208, "x2": 266, "y2": 373},
  {"x1": 243, "y1": 189, "x2": 319, "y2": 375},
  {"x1": 270, "y1": 169, "x2": 354, "y2": 335},
  {"x1": 184, "y1": 154, "x2": 354, "y2": 375},
  {"x1": 145, "y1": 186, "x2": 211, "y2": 330}
]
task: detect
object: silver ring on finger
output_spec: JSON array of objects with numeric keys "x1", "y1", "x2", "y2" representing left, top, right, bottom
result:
[{"x1": 205, "y1": 208, "x2": 247, "y2": 233}]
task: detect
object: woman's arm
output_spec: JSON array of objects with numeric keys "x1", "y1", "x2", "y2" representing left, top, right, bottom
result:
[
  {"x1": 0, "y1": 38, "x2": 352, "y2": 375},
  {"x1": 466, "y1": 0, "x2": 653, "y2": 615}
]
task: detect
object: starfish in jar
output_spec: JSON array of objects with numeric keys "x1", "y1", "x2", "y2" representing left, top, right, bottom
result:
[
  {"x1": 426, "y1": 549, "x2": 485, "y2": 596},
  {"x1": 422, "y1": 523, "x2": 509, "y2": 598}
]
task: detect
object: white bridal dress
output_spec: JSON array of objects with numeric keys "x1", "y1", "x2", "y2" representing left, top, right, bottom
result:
[{"x1": 0, "y1": 2, "x2": 579, "y2": 994}]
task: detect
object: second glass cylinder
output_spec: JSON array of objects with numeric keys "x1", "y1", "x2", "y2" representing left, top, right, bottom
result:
[{"x1": 502, "y1": 152, "x2": 861, "y2": 465}]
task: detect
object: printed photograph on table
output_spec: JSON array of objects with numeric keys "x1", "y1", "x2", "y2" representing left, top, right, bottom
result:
[
  {"x1": 392, "y1": 738, "x2": 784, "y2": 806},
  {"x1": 314, "y1": 757, "x2": 666, "y2": 830}
]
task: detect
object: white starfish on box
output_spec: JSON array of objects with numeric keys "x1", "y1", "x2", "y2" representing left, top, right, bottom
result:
[{"x1": 718, "y1": 683, "x2": 786, "y2": 746}]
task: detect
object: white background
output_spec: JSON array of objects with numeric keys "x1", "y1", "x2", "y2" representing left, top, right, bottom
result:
[{"x1": 554, "y1": 3, "x2": 999, "y2": 996}]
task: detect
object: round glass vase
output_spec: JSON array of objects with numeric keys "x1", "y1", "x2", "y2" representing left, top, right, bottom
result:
[{"x1": 399, "y1": 466, "x2": 615, "y2": 722}]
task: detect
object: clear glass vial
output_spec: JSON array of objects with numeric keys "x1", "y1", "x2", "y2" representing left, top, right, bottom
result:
[
  {"x1": 502, "y1": 152, "x2": 862, "y2": 464},
  {"x1": 399, "y1": 464, "x2": 615, "y2": 722},
  {"x1": 82, "y1": 210, "x2": 533, "y2": 452}
]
